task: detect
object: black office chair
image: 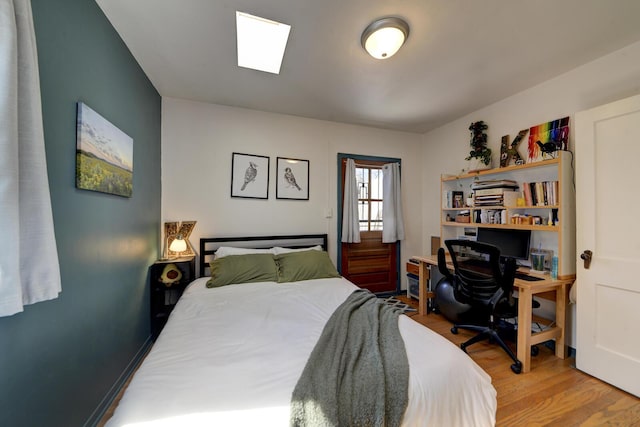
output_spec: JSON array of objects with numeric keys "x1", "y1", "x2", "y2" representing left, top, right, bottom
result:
[{"x1": 437, "y1": 239, "x2": 524, "y2": 374}]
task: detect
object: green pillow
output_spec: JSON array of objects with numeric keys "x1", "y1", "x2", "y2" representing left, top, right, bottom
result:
[
  {"x1": 275, "y1": 250, "x2": 341, "y2": 283},
  {"x1": 206, "y1": 253, "x2": 278, "y2": 288}
]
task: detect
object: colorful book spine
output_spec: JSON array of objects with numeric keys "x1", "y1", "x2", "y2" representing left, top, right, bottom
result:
[
  {"x1": 522, "y1": 182, "x2": 533, "y2": 206},
  {"x1": 519, "y1": 181, "x2": 558, "y2": 206},
  {"x1": 535, "y1": 182, "x2": 545, "y2": 206}
]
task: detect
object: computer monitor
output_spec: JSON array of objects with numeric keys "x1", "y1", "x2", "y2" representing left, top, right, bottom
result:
[{"x1": 476, "y1": 228, "x2": 531, "y2": 263}]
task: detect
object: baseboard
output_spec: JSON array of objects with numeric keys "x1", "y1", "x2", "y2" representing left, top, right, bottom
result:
[
  {"x1": 542, "y1": 340, "x2": 577, "y2": 359},
  {"x1": 84, "y1": 335, "x2": 154, "y2": 427}
]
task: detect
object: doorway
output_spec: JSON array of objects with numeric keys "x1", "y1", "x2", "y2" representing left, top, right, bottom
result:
[
  {"x1": 337, "y1": 153, "x2": 401, "y2": 295},
  {"x1": 575, "y1": 95, "x2": 640, "y2": 397}
]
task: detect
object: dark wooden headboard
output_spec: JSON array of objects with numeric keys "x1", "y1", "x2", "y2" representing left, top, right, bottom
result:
[{"x1": 198, "y1": 234, "x2": 328, "y2": 277}]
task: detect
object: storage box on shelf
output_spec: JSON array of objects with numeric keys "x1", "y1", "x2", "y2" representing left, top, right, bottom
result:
[{"x1": 440, "y1": 151, "x2": 575, "y2": 278}]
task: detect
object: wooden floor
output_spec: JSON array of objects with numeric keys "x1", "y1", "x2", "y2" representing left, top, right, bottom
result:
[
  {"x1": 402, "y1": 298, "x2": 640, "y2": 426},
  {"x1": 100, "y1": 300, "x2": 640, "y2": 426}
]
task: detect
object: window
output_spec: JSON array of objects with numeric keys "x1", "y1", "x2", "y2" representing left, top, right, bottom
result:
[{"x1": 356, "y1": 165, "x2": 383, "y2": 231}]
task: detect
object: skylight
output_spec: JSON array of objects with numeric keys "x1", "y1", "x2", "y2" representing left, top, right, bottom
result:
[{"x1": 236, "y1": 11, "x2": 291, "y2": 74}]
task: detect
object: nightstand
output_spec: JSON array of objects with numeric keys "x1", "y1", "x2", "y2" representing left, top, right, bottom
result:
[{"x1": 149, "y1": 257, "x2": 195, "y2": 339}]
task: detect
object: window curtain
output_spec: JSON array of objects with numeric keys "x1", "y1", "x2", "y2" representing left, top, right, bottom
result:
[
  {"x1": 341, "y1": 158, "x2": 361, "y2": 243},
  {"x1": 382, "y1": 162, "x2": 405, "y2": 243},
  {"x1": 0, "y1": 0, "x2": 61, "y2": 316}
]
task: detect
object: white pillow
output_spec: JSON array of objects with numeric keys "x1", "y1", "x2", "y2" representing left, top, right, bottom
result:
[
  {"x1": 271, "y1": 245, "x2": 323, "y2": 255},
  {"x1": 214, "y1": 246, "x2": 272, "y2": 259}
]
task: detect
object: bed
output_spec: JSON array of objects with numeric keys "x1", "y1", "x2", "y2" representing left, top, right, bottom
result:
[{"x1": 106, "y1": 234, "x2": 496, "y2": 426}]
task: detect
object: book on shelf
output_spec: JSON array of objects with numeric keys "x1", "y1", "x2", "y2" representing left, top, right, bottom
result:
[
  {"x1": 546, "y1": 182, "x2": 553, "y2": 206},
  {"x1": 442, "y1": 190, "x2": 453, "y2": 208},
  {"x1": 471, "y1": 179, "x2": 518, "y2": 190},
  {"x1": 535, "y1": 182, "x2": 545, "y2": 206},
  {"x1": 442, "y1": 190, "x2": 465, "y2": 209},
  {"x1": 475, "y1": 201, "x2": 503, "y2": 207},
  {"x1": 521, "y1": 181, "x2": 558, "y2": 207},
  {"x1": 472, "y1": 189, "x2": 521, "y2": 207},
  {"x1": 442, "y1": 190, "x2": 465, "y2": 208},
  {"x1": 474, "y1": 187, "x2": 517, "y2": 196},
  {"x1": 474, "y1": 195, "x2": 503, "y2": 204},
  {"x1": 474, "y1": 194, "x2": 503, "y2": 199},
  {"x1": 522, "y1": 183, "x2": 533, "y2": 206}
]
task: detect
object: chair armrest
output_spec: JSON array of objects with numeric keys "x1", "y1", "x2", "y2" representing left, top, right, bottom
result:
[{"x1": 489, "y1": 287, "x2": 505, "y2": 308}]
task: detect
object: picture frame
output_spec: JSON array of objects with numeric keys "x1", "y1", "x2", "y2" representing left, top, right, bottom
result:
[
  {"x1": 76, "y1": 102, "x2": 133, "y2": 197},
  {"x1": 231, "y1": 152, "x2": 270, "y2": 199},
  {"x1": 527, "y1": 116, "x2": 570, "y2": 163},
  {"x1": 452, "y1": 191, "x2": 464, "y2": 208},
  {"x1": 276, "y1": 157, "x2": 309, "y2": 200}
]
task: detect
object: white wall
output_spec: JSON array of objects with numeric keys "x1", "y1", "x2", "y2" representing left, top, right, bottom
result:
[
  {"x1": 421, "y1": 40, "x2": 640, "y2": 348},
  {"x1": 161, "y1": 98, "x2": 423, "y2": 285}
]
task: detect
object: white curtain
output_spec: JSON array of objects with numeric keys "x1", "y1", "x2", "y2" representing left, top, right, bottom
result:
[
  {"x1": 382, "y1": 162, "x2": 405, "y2": 243},
  {"x1": 0, "y1": 0, "x2": 61, "y2": 316},
  {"x1": 341, "y1": 158, "x2": 361, "y2": 243}
]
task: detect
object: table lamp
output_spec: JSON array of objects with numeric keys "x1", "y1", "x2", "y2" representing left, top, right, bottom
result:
[{"x1": 168, "y1": 234, "x2": 187, "y2": 258}]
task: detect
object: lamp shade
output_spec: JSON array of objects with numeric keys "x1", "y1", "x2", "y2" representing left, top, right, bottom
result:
[
  {"x1": 169, "y1": 236, "x2": 187, "y2": 253},
  {"x1": 361, "y1": 17, "x2": 409, "y2": 59}
]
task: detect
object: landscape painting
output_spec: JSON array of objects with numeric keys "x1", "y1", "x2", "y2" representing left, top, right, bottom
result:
[{"x1": 76, "y1": 102, "x2": 133, "y2": 197}]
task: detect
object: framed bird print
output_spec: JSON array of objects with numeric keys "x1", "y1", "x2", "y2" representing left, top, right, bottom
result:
[
  {"x1": 276, "y1": 157, "x2": 309, "y2": 200},
  {"x1": 231, "y1": 152, "x2": 270, "y2": 199}
]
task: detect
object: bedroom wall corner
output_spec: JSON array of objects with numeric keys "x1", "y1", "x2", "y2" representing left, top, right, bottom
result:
[{"x1": 0, "y1": 0, "x2": 161, "y2": 426}]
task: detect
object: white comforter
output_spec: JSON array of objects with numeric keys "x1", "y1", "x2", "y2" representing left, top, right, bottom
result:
[{"x1": 107, "y1": 277, "x2": 496, "y2": 426}]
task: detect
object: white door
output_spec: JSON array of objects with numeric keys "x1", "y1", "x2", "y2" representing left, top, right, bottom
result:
[{"x1": 575, "y1": 94, "x2": 640, "y2": 397}]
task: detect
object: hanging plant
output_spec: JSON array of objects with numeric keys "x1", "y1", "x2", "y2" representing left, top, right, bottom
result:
[{"x1": 465, "y1": 121, "x2": 492, "y2": 166}]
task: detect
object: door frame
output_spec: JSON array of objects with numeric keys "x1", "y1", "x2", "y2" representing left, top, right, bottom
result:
[{"x1": 336, "y1": 152, "x2": 402, "y2": 295}]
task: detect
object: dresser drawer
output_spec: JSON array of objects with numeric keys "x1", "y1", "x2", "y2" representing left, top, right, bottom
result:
[{"x1": 406, "y1": 261, "x2": 419, "y2": 276}]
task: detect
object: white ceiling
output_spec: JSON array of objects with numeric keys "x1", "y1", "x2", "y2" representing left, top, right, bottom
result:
[{"x1": 96, "y1": 0, "x2": 640, "y2": 134}]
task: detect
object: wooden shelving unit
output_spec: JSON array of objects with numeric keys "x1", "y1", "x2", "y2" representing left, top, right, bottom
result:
[{"x1": 440, "y1": 152, "x2": 576, "y2": 278}]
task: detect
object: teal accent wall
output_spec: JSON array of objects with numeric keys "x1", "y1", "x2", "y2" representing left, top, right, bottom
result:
[{"x1": 0, "y1": 0, "x2": 161, "y2": 426}]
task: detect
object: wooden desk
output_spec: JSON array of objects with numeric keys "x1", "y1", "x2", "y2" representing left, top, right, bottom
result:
[
  {"x1": 411, "y1": 254, "x2": 573, "y2": 373},
  {"x1": 410, "y1": 255, "x2": 439, "y2": 316},
  {"x1": 515, "y1": 276, "x2": 572, "y2": 373}
]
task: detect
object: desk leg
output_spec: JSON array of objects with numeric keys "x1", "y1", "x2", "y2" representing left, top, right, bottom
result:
[
  {"x1": 555, "y1": 283, "x2": 568, "y2": 359},
  {"x1": 517, "y1": 288, "x2": 534, "y2": 373},
  {"x1": 418, "y1": 262, "x2": 429, "y2": 316}
]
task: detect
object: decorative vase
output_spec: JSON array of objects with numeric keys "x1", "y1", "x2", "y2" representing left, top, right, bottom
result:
[{"x1": 466, "y1": 197, "x2": 474, "y2": 207}]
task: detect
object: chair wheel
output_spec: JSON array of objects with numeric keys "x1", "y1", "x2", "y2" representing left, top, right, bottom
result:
[
  {"x1": 451, "y1": 326, "x2": 458, "y2": 334},
  {"x1": 511, "y1": 361, "x2": 522, "y2": 374},
  {"x1": 531, "y1": 345, "x2": 539, "y2": 356}
]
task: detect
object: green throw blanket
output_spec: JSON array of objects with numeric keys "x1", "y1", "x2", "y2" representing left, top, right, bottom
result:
[{"x1": 290, "y1": 290, "x2": 409, "y2": 427}]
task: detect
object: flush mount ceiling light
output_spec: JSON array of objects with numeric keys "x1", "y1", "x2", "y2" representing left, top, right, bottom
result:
[
  {"x1": 361, "y1": 17, "x2": 410, "y2": 60},
  {"x1": 236, "y1": 11, "x2": 291, "y2": 74}
]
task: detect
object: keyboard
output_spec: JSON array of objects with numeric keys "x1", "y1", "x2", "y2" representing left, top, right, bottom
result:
[{"x1": 515, "y1": 272, "x2": 543, "y2": 281}]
